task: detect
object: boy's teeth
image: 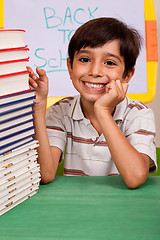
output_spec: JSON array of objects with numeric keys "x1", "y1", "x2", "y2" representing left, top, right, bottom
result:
[{"x1": 85, "y1": 82, "x2": 104, "y2": 89}]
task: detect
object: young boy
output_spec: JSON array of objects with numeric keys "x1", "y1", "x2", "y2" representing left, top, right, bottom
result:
[{"x1": 28, "y1": 17, "x2": 157, "y2": 189}]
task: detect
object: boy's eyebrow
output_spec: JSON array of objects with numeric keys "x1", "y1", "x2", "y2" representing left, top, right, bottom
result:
[
  {"x1": 107, "y1": 53, "x2": 122, "y2": 63},
  {"x1": 76, "y1": 49, "x2": 91, "y2": 55},
  {"x1": 77, "y1": 49, "x2": 122, "y2": 63}
]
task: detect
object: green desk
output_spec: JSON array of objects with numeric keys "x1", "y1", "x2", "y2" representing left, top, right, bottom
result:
[{"x1": 0, "y1": 176, "x2": 160, "y2": 240}]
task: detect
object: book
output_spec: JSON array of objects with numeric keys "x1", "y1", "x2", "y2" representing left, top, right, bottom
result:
[
  {"x1": 0, "y1": 106, "x2": 34, "y2": 126},
  {"x1": 0, "y1": 167, "x2": 40, "y2": 191},
  {"x1": 0, "y1": 154, "x2": 37, "y2": 178},
  {"x1": 0, "y1": 58, "x2": 29, "y2": 75},
  {"x1": 0, "y1": 28, "x2": 40, "y2": 216},
  {"x1": 0, "y1": 161, "x2": 40, "y2": 186},
  {"x1": 0, "y1": 174, "x2": 40, "y2": 201},
  {"x1": 0, "y1": 137, "x2": 35, "y2": 155},
  {"x1": 0, "y1": 190, "x2": 38, "y2": 216},
  {"x1": 0, "y1": 141, "x2": 40, "y2": 213},
  {"x1": 0, "y1": 98, "x2": 36, "y2": 115},
  {"x1": 0, "y1": 46, "x2": 29, "y2": 62},
  {"x1": 0, "y1": 70, "x2": 30, "y2": 96},
  {"x1": 0, "y1": 120, "x2": 34, "y2": 139},
  {"x1": 0, "y1": 89, "x2": 35, "y2": 106},
  {"x1": 0, "y1": 127, "x2": 36, "y2": 150},
  {"x1": 0, "y1": 139, "x2": 39, "y2": 161},
  {"x1": 0, "y1": 148, "x2": 37, "y2": 168},
  {"x1": 0, "y1": 29, "x2": 25, "y2": 49},
  {"x1": 0, "y1": 183, "x2": 39, "y2": 212},
  {"x1": 0, "y1": 105, "x2": 35, "y2": 122},
  {"x1": 0, "y1": 117, "x2": 34, "y2": 134}
]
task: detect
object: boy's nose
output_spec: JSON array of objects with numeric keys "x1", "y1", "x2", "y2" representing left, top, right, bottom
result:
[{"x1": 88, "y1": 62, "x2": 104, "y2": 77}]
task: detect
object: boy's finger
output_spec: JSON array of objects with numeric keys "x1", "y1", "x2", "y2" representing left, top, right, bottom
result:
[
  {"x1": 115, "y1": 79, "x2": 123, "y2": 89},
  {"x1": 26, "y1": 66, "x2": 32, "y2": 72},
  {"x1": 36, "y1": 67, "x2": 48, "y2": 82},
  {"x1": 29, "y1": 77, "x2": 38, "y2": 88},
  {"x1": 27, "y1": 66, "x2": 38, "y2": 80},
  {"x1": 108, "y1": 80, "x2": 121, "y2": 94},
  {"x1": 116, "y1": 79, "x2": 128, "y2": 96},
  {"x1": 122, "y1": 82, "x2": 129, "y2": 95}
]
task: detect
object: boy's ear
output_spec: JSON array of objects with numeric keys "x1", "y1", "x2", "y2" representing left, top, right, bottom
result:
[
  {"x1": 67, "y1": 58, "x2": 73, "y2": 80},
  {"x1": 123, "y1": 67, "x2": 135, "y2": 83}
]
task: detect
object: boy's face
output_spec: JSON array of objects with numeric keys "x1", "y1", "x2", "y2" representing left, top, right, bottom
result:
[{"x1": 67, "y1": 40, "x2": 134, "y2": 104}]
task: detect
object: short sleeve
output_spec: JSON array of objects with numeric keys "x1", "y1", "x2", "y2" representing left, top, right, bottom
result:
[
  {"x1": 124, "y1": 108, "x2": 157, "y2": 173},
  {"x1": 46, "y1": 104, "x2": 67, "y2": 152}
]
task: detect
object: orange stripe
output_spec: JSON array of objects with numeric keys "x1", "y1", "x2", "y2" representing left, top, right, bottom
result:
[
  {"x1": 128, "y1": 104, "x2": 144, "y2": 110},
  {"x1": 67, "y1": 133, "x2": 108, "y2": 146},
  {"x1": 67, "y1": 133, "x2": 96, "y2": 144},
  {"x1": 47, "y1": 126, "x2": 64, "y2": 132},
  {"x1": 145, "y1": 20, "x2": 158, "y2": 61},
  {"x1": 95, "y1": 142, "x2": 108, "y2": 146},
  {"x1": 64, "y1": 168, "x2": 87, "y2": 176},
  {"x1": 136, "y1": 130, "x2": 155, "y2": 136}
]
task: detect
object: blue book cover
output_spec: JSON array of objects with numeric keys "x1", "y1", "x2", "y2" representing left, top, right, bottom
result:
[
  {"x1": 0, "y1": 110, "x2": 35, "y2": 125},
  {"x1": 0, "y1": 117, "x2": 35, "y2": 133},
  {"x1": 0, "y1": 95, "x2": 36, "y2": 108},
  {"x1": 0, "y1": 88, "x2": 36, "y2": 106},
  {"x1": 0, "y1": 139, "x2": 39, "y2": 160},
  {"x1": 0, "y1": 125, "x2": 35, "y2": 141},
  {"x1": 0, "y1": 102, "x2": 36, "y2": 116},
  {"x1": 0, "y1": 135, "x2": 36, "y2": 155},
  {"x1": 0, "y1": 126, "x2": 35, "y2": 144}
]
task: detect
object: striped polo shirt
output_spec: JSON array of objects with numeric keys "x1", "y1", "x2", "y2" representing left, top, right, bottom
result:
[{"x1": 46, "y1": 95, "x2": 157, "y2": 176}]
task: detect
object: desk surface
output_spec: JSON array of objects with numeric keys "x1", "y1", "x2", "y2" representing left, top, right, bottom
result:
[{"x1": 0, "y1": 176, "x2": 160, "y2": 240}]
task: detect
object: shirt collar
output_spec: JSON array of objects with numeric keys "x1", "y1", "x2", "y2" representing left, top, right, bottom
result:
[
  {"x1": 68, "y1": 95, "x2": 128, "y2": 121},
  {"x1": 68, "y1": 95, "x2": 85, "y2": 120}
]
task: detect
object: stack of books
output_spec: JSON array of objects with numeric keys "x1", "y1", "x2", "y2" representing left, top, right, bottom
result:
[{"x1": 0, "y1": 29, "x2": 40, "y2": 216}]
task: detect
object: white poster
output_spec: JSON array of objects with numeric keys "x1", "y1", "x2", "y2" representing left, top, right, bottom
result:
[{"x1": 4, "y1": 0, "x2": 147, "y2": 97}]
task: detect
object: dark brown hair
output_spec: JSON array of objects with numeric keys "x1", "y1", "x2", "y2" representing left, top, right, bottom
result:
[{"x1": 68, "y1": 17, "x2": 142, "y2": 77}]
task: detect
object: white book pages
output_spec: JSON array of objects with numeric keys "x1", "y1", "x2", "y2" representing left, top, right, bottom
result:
[
  {"x1": 0, "y1": 166, "x2": 40, "y2": 191},
  {"x1": 0, "y1": 140, "x2": 39, "y2": 161},
  {"x1": 0, "y1": 178, "x2": 40, "y2": 204},
  {"x1": 0, "y1": 71, "x2": 30, "y2": 96},
  {"x1": 0, "y1": 106, "x2": 33, "y2": 121},
  {"x1": 0, "y1": 121, "x2": 34, "y2": 138},
  {"x1": 0, "y1": 58, "x2": 29, "y2": 75},
  {"x1": 0, "y1": 46, "x2": 29, "y2": 62},
  {"x1": 1, "y1": 129, "x2": 35, "y2": 146},
  {"x1": 0, "y1": 30, "x2": 25, "y2": 49},
  {"x1": 0, "y1": 172, "x2": 41, "y2": 198},
  {"x1": 0, "y1": 137, "x2": 35, "y2": 155},
  {"x1": 0, "y1": 99, "x2": 34, "y2": 114},
  {"x1": 0, "y1": 172, "x2": 40, "y2": 195},
  {"x1": 0, "y1": 190, "x2": 37, "y2": 216},
  {"x1": 0, "y1": 183, "x2": 39, "y2": 211},
  {"x1": 0, "y1": 114, "x2": 34, "y2": 131},
  {"x1": 0, "y1": 149, "x2": 37, "y2": 169},
  {"x1": 0, "y1": 89, "x2": 35, "y2": 105},
  {"x1": 0, "y1": 161, "x2": 40, "y2": 186},
  {"x1": 0, "y1": 155, "x2": 38, "y2": 178}
]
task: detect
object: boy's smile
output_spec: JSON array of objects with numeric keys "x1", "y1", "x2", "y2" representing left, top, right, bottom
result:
[
  {"x1": 67, "y1": 40, "x2": 130, "y2": 104},
  {"x1": 83, "y1": 81, "x2": 107, "y2": 92}
]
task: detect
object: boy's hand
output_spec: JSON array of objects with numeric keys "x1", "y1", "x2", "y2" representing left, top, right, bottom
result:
[
  {"x1": 94, "y1": 79, "x2": 128, "y2": 115},
  {"x1": 27, "y1": 66, "x2": 48, "y2": 109}
]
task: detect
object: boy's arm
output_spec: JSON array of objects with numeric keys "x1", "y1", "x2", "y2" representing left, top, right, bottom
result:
[
  {"x1": 94, "y1": 80, "x2": 150, "y2": 189},
  {"x1": 28, "y1": 67, "x2": 61, "y2": 184}
]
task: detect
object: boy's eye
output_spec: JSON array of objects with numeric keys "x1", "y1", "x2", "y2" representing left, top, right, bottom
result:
[
  {"x1": 79, "y1": 57, "x2": 90, "y2": 63},
  {"x1": 105, "y1": 61, "x2": 116, "y2": 66}
]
